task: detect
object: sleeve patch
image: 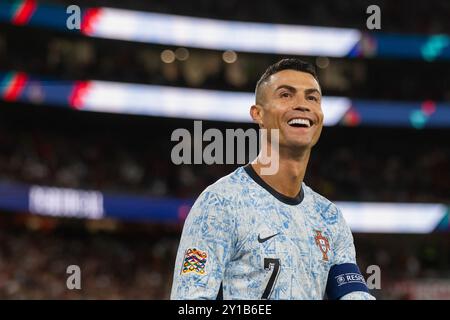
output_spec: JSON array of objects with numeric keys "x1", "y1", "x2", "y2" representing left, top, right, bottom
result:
[{"x1": 181, "y1": 248, "x2": 208, "y2": 275}]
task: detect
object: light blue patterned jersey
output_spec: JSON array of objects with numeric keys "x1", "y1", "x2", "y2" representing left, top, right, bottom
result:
[{"x1": 171, "y1": 165, "x2": 374, "y2": 300}]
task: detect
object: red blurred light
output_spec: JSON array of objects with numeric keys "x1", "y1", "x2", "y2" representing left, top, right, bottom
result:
[
  {"x1": 69, "y1": 81, "x2": 90, "y2": 109},
  {"x1": 4, "y1": 72, "x2": 27, "y2": 101},
  {"x1": 342, "y1": 108, "x2": 361, "y2": 127},
  {"x1": 81, "y1": 8, "x2": 102, "y2": 35},
  {"x1": 12, "y1": 0, "x2": 37, "y2": 26},
  {"x1": 421, "y1": 100, "x2": 436, "y2": 116}
]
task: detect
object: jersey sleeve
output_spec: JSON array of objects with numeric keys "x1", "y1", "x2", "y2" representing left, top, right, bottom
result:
[
  {"x1": 170, "y1": 190, "x2": 236, "y2": 300},
  {"x1": 330, "y1": 208, "x2": 376, "y2": 300},
  {"x1": 332, "y1": 207, "x2": 357, "y2": 265}
]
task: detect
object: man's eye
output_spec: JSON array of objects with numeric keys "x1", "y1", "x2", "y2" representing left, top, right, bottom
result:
[
  {"x1": 280, "y1": 92, "x2": 292, "y2": 98},
  {"x1": 308, "y1": 96, "x2": 319, "y2": 102}
]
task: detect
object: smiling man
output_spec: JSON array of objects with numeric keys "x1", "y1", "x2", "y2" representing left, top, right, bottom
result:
[{"x1": 171, "y1": 58, "x2": 375, "y2": 300}]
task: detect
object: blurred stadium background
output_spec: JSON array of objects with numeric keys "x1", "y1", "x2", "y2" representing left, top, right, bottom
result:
[{"x1": 0, "y1": 0, "x2": 450, "y2": 299}]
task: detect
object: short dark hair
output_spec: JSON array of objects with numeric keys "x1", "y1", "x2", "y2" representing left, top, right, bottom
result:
[{"x1": 255, "y1": 58, "x2": 319, "y2": 104}]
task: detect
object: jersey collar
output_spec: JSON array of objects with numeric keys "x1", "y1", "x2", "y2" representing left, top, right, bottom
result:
[{"x1": 243, "y1": 164, "x2": 304, "y2": 206}]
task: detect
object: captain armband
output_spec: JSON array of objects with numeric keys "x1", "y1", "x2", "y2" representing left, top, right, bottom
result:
[{"x1": 326, "y1": 263, "x2": 369, "y2": 300}]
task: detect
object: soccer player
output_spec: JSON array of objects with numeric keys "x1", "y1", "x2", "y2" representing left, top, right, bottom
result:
[{"x1": 170, "y1": 58, "x2": 375, "y2": 300}]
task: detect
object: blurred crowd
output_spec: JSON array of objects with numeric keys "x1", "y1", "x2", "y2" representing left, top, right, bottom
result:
[
  {"x1": 0, "y1": 122, "x2": 448, "y2": 203},
  {"x1": 0, "y1": 214, "x2": 179, "y2": 299},
  {"x1": 0, "y1": 214, "x2": 449, "y2": 299},
  {"x1": 308, "y1": 132, "x2": 450, "y2": 203},
  {"x1": 356, "y1": 233, "x2": 450, "y2": 299}
]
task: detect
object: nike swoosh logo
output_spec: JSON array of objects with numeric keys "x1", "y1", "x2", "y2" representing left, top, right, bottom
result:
[{"x1": 257, "y1": 233, "x2": 279, "y2": 243}]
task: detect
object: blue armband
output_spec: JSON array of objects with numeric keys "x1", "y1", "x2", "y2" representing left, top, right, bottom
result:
[{"x1": 326, "y1": 263, "x2": 369, "y2": 300}]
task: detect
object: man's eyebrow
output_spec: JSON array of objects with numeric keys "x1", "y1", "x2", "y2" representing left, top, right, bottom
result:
[
  {"x1": 305, "y1": 88, "x2": 322, "y2": 96},
  {"x1": 275, "y1": 85, "x2": 322, "y2": 96},
  {"x1": 274, "y1": 84, "x2": 297, "y2": 93}
]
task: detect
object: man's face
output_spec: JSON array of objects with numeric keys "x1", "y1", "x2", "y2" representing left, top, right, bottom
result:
[{"x1": 253, "y1": 69, "x2": 324, "y2": 151}]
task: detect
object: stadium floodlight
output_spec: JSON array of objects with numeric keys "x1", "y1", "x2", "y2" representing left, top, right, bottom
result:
[
  {"x1": 78, "y1": 81, "x2": 350, "y2": 126},
  {"x1": 2, "y1": 1, "x2": 450, "y2": 60},
  {"x1": 86, "y1": 9, "x2": 361, "y2": 57},
  {"x1": 338, "y1": 202, "x2": 449, "y2": 234},
  {"x1": 2, "y1": 71, "x2": 450, "y2": 128}
]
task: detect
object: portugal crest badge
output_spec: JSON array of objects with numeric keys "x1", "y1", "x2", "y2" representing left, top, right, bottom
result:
[{"x1": 314, "y1": 230, "x2": 330, "y2": 261}]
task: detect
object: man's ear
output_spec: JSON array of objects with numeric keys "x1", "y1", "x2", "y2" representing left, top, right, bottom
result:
[{"x1": 250, "y1": 104, "x2": 264, "y2": 128}]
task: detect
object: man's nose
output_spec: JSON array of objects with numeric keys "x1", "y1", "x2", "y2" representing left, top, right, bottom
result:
[{"x1": 292, "y1": 105, "x2": 311, "y2": 112}]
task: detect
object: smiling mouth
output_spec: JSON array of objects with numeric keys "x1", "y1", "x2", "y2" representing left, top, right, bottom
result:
[{"x1": 287, "y1": 118, "x2": 313, "y2": 128}]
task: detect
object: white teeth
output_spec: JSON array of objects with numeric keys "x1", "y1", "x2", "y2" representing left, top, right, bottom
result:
[{"x1": 288, "y1": 118, "x2": 311, "y2": 127}]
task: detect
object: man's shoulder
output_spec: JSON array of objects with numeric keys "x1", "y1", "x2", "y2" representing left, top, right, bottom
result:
[
  {"x1": 187, "y1": 167, "x2": 250, "y2": 221},
  {"x1": 304, "y1": 183, "x2": 342, "y2": 223},
  {"x1": 198, "y1": 166, "x2": 250, "y2": 201}
]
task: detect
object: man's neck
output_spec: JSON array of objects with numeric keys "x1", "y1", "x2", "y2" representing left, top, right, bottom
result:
[{"x1": 251, "y1": 146, "x2": 310, "y2": 198}]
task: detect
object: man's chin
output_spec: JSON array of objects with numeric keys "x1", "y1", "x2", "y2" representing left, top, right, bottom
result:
[{"x1": 282, "y1": 139, "x2": 314, "y2": 151}]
